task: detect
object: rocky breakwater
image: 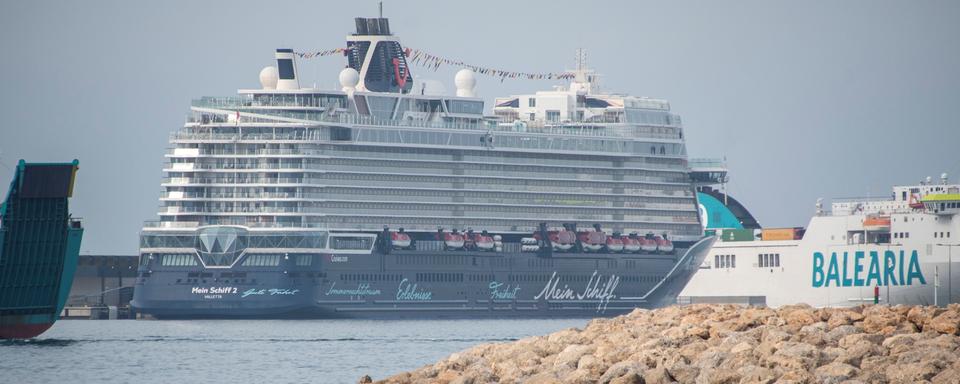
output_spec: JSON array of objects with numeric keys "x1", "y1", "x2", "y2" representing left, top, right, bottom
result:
[{"x1": 363, "y1": 304, "x2": 960, "y2": 384}]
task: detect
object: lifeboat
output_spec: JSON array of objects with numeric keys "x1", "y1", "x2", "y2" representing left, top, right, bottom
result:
[
  {"x1": 535, "y1": 226, "x2": 575, "y2": 251},
  {"x1": 639, "y1": 234, "x2": 658, "y2": 253},
  {"x1": 472, "y1": 230, "x2": 495, "y2": 251},
  {"x1": 622, "y1": 233, "x2": 641, "y2": 253},
  {"x1": 863, "y1": 216, "x2": 891, "y2": 232},
  {"x1": 579, "y1": 224, "x2": 606, "y2": 252},
  {"x1": 438, "y1": 229, "x2": 465, "y2": 250},
  {"x1": 390, "y1": 228, "x2": 412, "y2": 249},
  {"x1": 655, "y1": 235, "x2": 674, "y2": 253},
  {"x1": 606, "y1": 233, "x2": 624, "y2": 253},
  {"x1": 554, "y1": 229, "x2": 576, "y2": 251}
]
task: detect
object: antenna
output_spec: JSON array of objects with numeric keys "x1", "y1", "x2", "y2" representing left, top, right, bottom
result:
[
  {"x1": 575, "y1": 48, "x2": 586, "y2": 72},
  {"x1": 379, "y1": 1, "x2": 383, "y2": 18}
]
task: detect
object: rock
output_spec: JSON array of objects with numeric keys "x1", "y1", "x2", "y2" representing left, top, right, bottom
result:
[
  {"x1": 763, "y1": 342, "x2": 821, "y2": 371},
  {"x1": 358, "y1": 375, "x2": 373, "y2": 384},
  {"x1": 825, "y1": 324, "x2": 859, "y2": 344},
  {"x1": 932, "y1": 368, "x2": 960, "y2": 384},
  {"x1": 736, "y1": 307, "x2": 777, "y2": 330},
  {"x1": 555, "y1": 344, "x2": 594, "y2": 369},
  {"x1": 662, "y1": 360, "x2": 698, "y2": 383},
  {"x1": 834, "y1": 341, "x2": 883, "y2": 367},
  {"x1": 729, "y1": 341, "x2": 753, "y2": 355},
  {"x1": 737, "y1": 365, "x2": 777, "y2": 384},
  {"x1": 781, "y1": 305, "x2": 818, "y2": 328},
  {"x1": 827, "y1": 310, "x2": 864, "y2": 329},
  {"x1": 838, "y1": 332, "x2": 883, "y2": 348},
  {"x1": 906, "y1": 306, "x2": 940, "y2": 330},
  {"x1": 610, "y1": 372, "x2": 644, "y2": 384},
  {"x1": 885, "y1": 362, "x2": 940, "y2": 382},
  {"x1": 698, "y1": 367, "x2": 740, "y2": 384},
  {"x1": 861, "y1": 305, "x2": 903, "y2": 335},
  {"x1": 525, "y1": 371, "x2": 562, "y2": 384},
  {"x1": 641, "y1": 366, "x2": 673, "y2": 384},
  {"x1": 929, "y1": 310, "x2": 960, "y2": 335},
  {"x1": 600, "y1": 361, "x2": 646, "y2": 384},
  {"x1": 376, "y1": 305, "x2": 960, "y2": 384},
  {"x1": 881, "y1": 333, "x2": 922, "y2": 355},
  {"x1": 814, "y1": 362, "x2": 859, "y2": 384}
]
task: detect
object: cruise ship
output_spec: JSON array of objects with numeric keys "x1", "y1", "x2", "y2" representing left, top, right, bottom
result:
[
  {"x1": 131, "y1": 16, "x2": 720, "y2": 319},
  {"x1": 681, "y1": 175, "x2": 960, "y2": 307}
]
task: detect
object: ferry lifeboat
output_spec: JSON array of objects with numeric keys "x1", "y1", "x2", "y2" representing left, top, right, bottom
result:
[
  {"x1": 639, "y1": 234, "x2": 658, "y2": 253},
  {"x1": 622, "y1": 233, "x2": 641, "y2": 253},
  {"x1": 580, "y1": 224, "x2": 606, "y2": 252},
  {"x1": 390, "y1": 228, "x2": 412, "y2": 249},
  {"x1": 606, "y1": 233, "x2": 624, "y2": 253},
  {"x1": 863, "y1": 215, "x2": 891, "y2": 232},
  {"x1": 655, "y1": 235, "x2": 674, "y2": 254}
]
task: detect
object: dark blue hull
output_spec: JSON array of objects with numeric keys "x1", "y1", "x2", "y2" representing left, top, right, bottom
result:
[{"x1": 132, "y1": 237, "x2": 714, "y2": 319}]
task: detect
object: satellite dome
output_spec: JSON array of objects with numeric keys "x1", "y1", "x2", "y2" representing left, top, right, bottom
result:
[
  {"x1": 259, "y1": 66, "x2": 278, "y2": 90},
  {"x1": 454, "y1": 69, "x2": 476, "y2": 97},
  {"x1": 339, "y1": 67, "x2": 360, "y2": 92}
]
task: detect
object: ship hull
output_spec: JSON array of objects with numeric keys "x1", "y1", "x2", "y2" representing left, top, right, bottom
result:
[
  {"x1": 681, "y1": 210, "x2": 960, "y2": 307},
  {"x1": 133, "y1": 237, "x2": 714, "y2": 319},
  {"x1": 0, "y1": 315, "x2": 55, "y2": 339}
]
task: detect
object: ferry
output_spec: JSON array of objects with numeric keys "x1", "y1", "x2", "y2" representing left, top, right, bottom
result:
[
  {"x1": 681, "y1": 174, "x2": 960, "y2": 307},
  {"x1": 130, "y1": 15, "x2": 723, "y2": 319},
  {"x1": 0, "y1": 160, "x2": 83, "y2": 338}
]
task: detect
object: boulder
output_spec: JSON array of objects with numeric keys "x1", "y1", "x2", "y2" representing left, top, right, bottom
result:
[
  {"x1": 929, "y1": 310, "x2": 960, "y2": 335},
  {"x1": 368, "y1": 305, "x2": 960, "y2": 384},
  {"x1": 814, "y1": 362, "x2": 859, "y2": 384}
]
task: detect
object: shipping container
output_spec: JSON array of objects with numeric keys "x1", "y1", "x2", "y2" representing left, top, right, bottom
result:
[
  {"x1": 761, "y1": 228, "x2": 801, "y2": 241},
  {"x1": 720, "y1": 228, "x2": 757, "y2": 242}
]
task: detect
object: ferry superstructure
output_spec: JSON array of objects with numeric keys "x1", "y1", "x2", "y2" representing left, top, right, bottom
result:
[
  {"x1": 680, "y1": 175, "x2": 960, "y2": 307},
  {"x1": 131, "y1": 16, "x2": 718, "y2": 319}
]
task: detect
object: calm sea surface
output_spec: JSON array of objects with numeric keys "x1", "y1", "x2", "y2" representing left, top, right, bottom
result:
[{"x1": 0, "y1": 319, "x2": 588, "y2": 384}]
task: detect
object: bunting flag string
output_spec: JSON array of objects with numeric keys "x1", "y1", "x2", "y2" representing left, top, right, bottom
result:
[{"x1": 295, "y1": 47, "x2": 575, "y2": 82}]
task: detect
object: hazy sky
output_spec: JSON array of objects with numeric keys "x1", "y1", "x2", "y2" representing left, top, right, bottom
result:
[{"x1": 1, "y1": 1, "x2": 958, "y2": 255}]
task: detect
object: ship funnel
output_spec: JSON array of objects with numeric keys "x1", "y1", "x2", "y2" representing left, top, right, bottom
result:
[
  {"x1": 275, "y1": 49, "x2": 300, "y2": 90},
  {"x1": 345, "y1": 17, "x2": 412, "y2": 93}
]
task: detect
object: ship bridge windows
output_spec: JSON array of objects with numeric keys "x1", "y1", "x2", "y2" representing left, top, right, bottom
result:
[
  {"x1": 160, "y1": 253, "x2": 199, "y2": 267},
  {"x1": 367, "y1": 96, "x2": 399, "y2": 120},
  {"x1": 715, "y1": 254, "x2": 736, "y2": 269},
  {"x1": 758, "y1": 253, "x2": 780, "y2": 268},
  {"x1": 242, "y1": 254, "x2": 281, "y2": 267},
  {"x1": 445, "y1": 100, "x2": 483, "y2": 115}
]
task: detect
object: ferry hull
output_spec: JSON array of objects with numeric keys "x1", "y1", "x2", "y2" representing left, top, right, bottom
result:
[
  {"x1": 0, "y1": 316, "x2": 55, "y2": 339},
  {"x1": 133, "y1": 237, "x2": 714, "y2": 319}
]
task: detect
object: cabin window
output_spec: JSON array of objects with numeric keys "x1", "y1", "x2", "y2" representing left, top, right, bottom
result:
[{"x1": 528, "y1": 98, "x2": 536, "y2": 107}]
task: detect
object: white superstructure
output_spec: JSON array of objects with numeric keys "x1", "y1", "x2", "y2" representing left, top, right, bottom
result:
[{"x1": 680, "y1": 175, "x2": 960, "y2": 307}]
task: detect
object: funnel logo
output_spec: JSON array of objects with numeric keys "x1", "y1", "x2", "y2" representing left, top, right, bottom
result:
[
  {"x1": 812, "y1": 250, "x2": 926, "y2": 288},
  {"x1": 392, "y1": 58, "x2": 409, "y2": 88}
]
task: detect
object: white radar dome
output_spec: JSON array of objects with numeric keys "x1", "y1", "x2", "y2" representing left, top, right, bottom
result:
[
  {"x1": 339, "y1": 67, "x2": 360, "y2": 92},
  {"x1": 259, "y1": 66, "x2": 279, "y2": 90},
  {"x1": 455, "y1": 69, "x2": 477, "y2": 97}
]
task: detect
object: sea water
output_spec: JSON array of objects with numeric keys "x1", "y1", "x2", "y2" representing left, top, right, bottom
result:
[{"x1": 0, "y1": 319, "x2": 587, "y2": 383}]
